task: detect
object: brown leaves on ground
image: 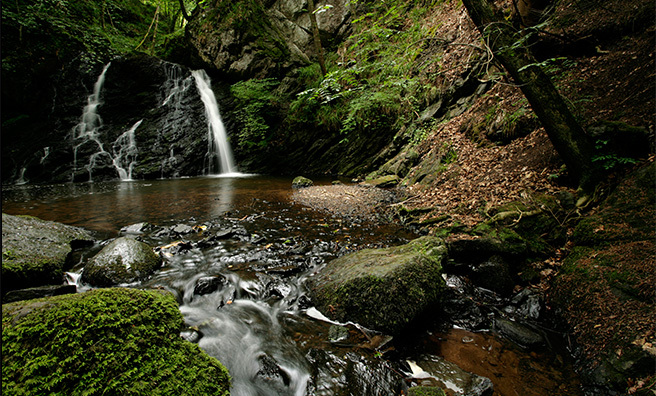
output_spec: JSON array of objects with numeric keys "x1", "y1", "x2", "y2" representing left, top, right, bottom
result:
[{"x1": 405, "y1": 85, "x2": 566, "y2": 229}]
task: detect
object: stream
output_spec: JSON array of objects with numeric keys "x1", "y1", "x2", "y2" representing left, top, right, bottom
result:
[{"x1": 2, "y1": 176, "x2": 584, "y2": 396}]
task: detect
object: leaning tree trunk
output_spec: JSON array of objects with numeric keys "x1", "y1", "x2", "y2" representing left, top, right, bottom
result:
[
  {"x1": 307, "y1": 0, "x2": 327, "y2": 76},
  {"x1": 461, "y1": 0, "x2": 600, "y2": 192}
]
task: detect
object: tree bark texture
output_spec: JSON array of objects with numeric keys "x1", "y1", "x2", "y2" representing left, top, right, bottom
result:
[
  {"x1": 307, "y1": 0, "x2": 328, "y2": 76},
  {"x1": 461, "y1": 0, "x2": 600, "y2": 191}
]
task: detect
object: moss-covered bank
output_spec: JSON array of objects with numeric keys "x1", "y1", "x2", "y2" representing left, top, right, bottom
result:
[
  {"x1": 2, "y1": 288, "x2": 230, "y2": 395},
  {"x1": 549, "y1": 162, "x2": 656, "y2": 393}
]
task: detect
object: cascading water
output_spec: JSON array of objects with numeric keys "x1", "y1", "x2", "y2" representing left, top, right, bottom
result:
[
  {"x1": 112, "y1": 120, "x2": 142, "y2": 181},
  {"x1": 191, "y1": 70, "x2": 237, "y2": 175},
  {"x1": 71, "y1": 63, "x2": 111, "y2": 182}
]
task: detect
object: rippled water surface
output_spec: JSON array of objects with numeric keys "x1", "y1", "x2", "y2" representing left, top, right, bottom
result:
[{"x1": 2, "y1": 176, "x2": 583, "y2": 396}]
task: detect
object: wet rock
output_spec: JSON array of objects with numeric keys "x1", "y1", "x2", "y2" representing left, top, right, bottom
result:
[
  {"x1": 157, "y1": 240, "x2": 194, "y2": 257},
  {"x1": 120, "y1": 222, "x2": 154, "y2": 234},
  {"x1": 256, "y1": 354, "x2": 291, "y2": 389},
  {"x1": 329, "y1": 325, "x2": 349, "y2": 344},
  {"x1": 265, "y1": 279, "x2": 293, "y2": 299},
  {"x1": 471, "y1": 255, "x2": 514, "y2": 296},
  {"x1": 309, "y1": 236, "x2": 446, "y2": 335},
  {"x1": 409, "y1": 355, "x2": 493, "y2": 396},
  {"x1": 81, "y1": 237, "x2": 162, "y2": 286},
  {"x1": 3, "y1": 284, "x2": 77, "y2": 303},
  {"x1": 180, "y1": 327, "x2": 203, "y2": 343},
  {"x1": 2, "y1": 213, "x2": 94, "y2": 293},
  {"x1": 511, "y1": 289, "x2": 542, "y2": 320},
  {"x1": 193, "y1": 275, "x2": 228, "y2": 296},
  {"x1": 305, "y1": 349, "x2": 402, "y2": 395},
  {"x1": 292, "y1": 176, "x2": 314, "y2": 188},
  {"x1": 171, "y1": 224, "x2": 195, "y2": 235},
  {"x1": 493, "y1": 318, "x2": 543, "y2": 347}
]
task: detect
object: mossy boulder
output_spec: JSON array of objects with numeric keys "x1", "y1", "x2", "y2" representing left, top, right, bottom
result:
[
  {"x1": 1, "y1": 288, "x2": 230, "y2": 395},
  {"x1": 2, "y1": 213, "x2": 94, "y2": 294},
  {"x1": 309, "y1": 236, "x2": 446, "y2": 335},
  {"x1": 81, "y1": 237, "x2": 162, "y2": 287},
  {"x1": 292, "y1": 176, "x2": 314, "y2": 188}
]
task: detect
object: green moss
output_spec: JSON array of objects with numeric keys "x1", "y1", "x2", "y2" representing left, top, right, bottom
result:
[
  {"x1": 311, "y1": 236, "x2": 446, "y2": 334},
  {"x1": 2, "y1": 288, "x2": 230, "y2": 396}
]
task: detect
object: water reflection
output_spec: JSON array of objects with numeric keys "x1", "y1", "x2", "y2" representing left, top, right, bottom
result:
[{"x1": 2, "y1": 176, "x2": 282, "y2": 236}]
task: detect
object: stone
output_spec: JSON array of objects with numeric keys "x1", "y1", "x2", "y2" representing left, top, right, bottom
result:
[
  {"x1": 81, "y1": 237, "x2": 162, "y2": 286},
  {"x1": 493, "y1": 318, "x2": 543, "y2": 347},
  {"x1": 309, "y1": 236, "x2": 446, "y2": 335},
  {"x1": 292, "y1": 176, "x2": 314, "y2": 188},
  {"x1": 363, "y1": 174, "x2": 400, "y2": 188},
  {"x1": 2, "y1": 213, "x2": 94, "y2": 293},
  {"x1": 410, "y1": 355, "x2": 493, "y2": 396},
  {"x1": 194, "y1": 275, "x2": 228, "y2": 296},
  {"x1": 3, "y1": 284, "x2": 77, "y2": 304}
]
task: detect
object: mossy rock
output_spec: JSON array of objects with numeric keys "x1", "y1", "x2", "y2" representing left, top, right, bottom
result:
[
  {"x1": 2, "y1": 214, "x2": 94, "y2": 294},
  {"x1": 363, "y1": 174, "x2": 400, "y2": 188},
  {"x1": 309, "y1": 236, "x2": 446, "y2": 335},
  {"x1": 408, "y1": 386, "x2": 446, "y2": 396},
  {"x1": 292, "y1": 176, "x2": 314, "y2": 188},
  {"x1": 81, "y1": 237, "x2": 162, "y2": 287},
  {"x1": 2, "y1": 288, "x2": 230, "y2": 396}
]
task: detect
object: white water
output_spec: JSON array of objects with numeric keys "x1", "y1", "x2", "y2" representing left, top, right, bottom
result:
[
  {"x1": 71, "y1": 63, "x2": 111, "y2": 182},
  {"x1": 191, "y1": 70, "x2": 237, "y2": 175},
  {"x1": 112, "y1": 120, "x2": 142, "y2": 181}
]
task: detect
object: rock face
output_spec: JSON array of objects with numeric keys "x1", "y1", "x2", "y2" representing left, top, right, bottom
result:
[
  {"x1": 3, "y1": 54, "x2": 225, "y2": 184},
  {"x1": 81, "y1": 237, "x2": 162, "y2": 286},
  {"x1": 1, "y1": 288, "x2": 230, "y2": 395},
  {"x1": 309, "y1": 236, "x2": 446, "y2": 335},
  {"x1": 187, "y1": 0, "x2": 353, "y2": 79},
  {"x1": 2, "y1": 214, "x2": 94, "y2": 294}
]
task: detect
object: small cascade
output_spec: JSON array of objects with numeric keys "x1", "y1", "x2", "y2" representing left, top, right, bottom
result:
[
  {"x1": 15, "y1": 167, "x2": 27, "y2": 185},
  {"x1": 71, "y1": 63, "x2": 111, "y2": 182},
  {"x1": 191, "y1": 70, "x2": 237, "y2": 175},
  {"x1": 112, "y1": 120, "x2": 142, "y2": 181},
  {"x1": 40, "y1": 147, "x2": 50, "y2": 164}
]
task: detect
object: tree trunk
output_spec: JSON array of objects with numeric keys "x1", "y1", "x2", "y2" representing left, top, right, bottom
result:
[
  {"x1": 307, "y1": 0, "x2": 327, "y2": 76},
  {"x1": 178, "y1": 0, "x2": 190, "y2": 22},
  {"x1": 461, "y1": 0, "x2": 600, "y2": 192}
]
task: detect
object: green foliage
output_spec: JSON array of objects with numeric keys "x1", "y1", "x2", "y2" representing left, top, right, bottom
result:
[
  {"x1": 592, "y1": 139, "x2": 638, "y2": 170},
  {"x1": 2, "y1": 288, "x2": 230, "y2": 396},
  {"x1": 1, "y1": 0, "x2": 180, "y2": 72},
  {"x1": 287, "y1": 1, "x2": 436, "y2": 143},
  {"x1": 230, "y1": 78, "x2": 283, "y2": 151}
]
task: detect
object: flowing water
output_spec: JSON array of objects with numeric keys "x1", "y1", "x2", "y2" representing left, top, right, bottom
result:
[{"x1": 2, "y1": 177, "x2": 583, "y2": 395}]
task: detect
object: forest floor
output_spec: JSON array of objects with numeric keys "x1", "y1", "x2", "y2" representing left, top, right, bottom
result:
[{"x1": 297, "y1": 0, "x2": 655, "y2": 392}]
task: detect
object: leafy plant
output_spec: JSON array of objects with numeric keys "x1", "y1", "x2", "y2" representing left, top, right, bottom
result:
[{"x1": 230, "y1": 78, "x2": 282, "y2": 150}]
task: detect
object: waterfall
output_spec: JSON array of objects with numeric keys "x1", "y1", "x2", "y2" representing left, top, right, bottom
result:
[
  {"x1": 71, "y1": 63, "x2": 111, "y2": 182},
  {"x1": 191, "y1": 70, "x2": 237, "y2": 175},
  {"x1": 112, "y1": 120, "x2": 142, "y2": 181}
]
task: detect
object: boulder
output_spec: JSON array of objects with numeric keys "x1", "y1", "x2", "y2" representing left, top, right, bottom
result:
[
  {"x1": 292, "y1": 176, "x2": 314, "y2": 188},
  {"x1": 409, "y1": 355, "x2": 494, "y2": 396},
  {"x1": 2, "y1": 213, "x2": 94, "y2": 294},
  {"x1": 81, "y1": 237, "x2": 162, "y2": 286},
  {"x1": 309, "y1": 236, "x2": 446, "y2": 335},
  {"x1": 2, "y1": 288, "x2": 230, "y2": 395}
]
